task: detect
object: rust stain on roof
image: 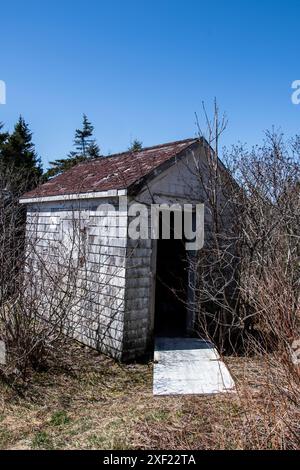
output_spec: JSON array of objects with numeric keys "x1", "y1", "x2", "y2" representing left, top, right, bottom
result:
[{"x1": 22, "y1": 138, "x2": 198, "y2": 199}]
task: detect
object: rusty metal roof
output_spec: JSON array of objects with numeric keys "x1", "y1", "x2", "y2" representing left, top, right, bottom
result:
[{"x1": 21, "y1": 138, "x2": 198, "y2": 199}]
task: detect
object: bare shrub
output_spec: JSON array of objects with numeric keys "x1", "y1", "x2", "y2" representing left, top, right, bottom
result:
[
  {"x1": 189, "y1": 103, "x2": 300, "y2": 448},
  {"x1": 0, "y1": 173, "x2": 128, "y2": 390},
  {"x1": 190, "y1": 103, "x2": 299, "y2": 351},
  {"x1": 0, "y1": 186, "x2": 88, "y2": 387}
]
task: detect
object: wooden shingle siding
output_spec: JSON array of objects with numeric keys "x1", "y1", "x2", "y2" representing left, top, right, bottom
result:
[
  {"x1": 25, "y1": 197, "x2": 128, "y2": 359},
  {"x1": 122, "y1": 228, "x2": 153, "y2": 360}
]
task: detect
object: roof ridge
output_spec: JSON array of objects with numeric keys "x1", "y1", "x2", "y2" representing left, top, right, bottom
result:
[{"x1": 78, "y1": 137, "x2": 198, "y2": 165}]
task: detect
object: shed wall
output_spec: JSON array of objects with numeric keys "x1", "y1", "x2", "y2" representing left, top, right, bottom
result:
[{"x1": 25, "y1": 197, "x2": 128, "y2": 359}]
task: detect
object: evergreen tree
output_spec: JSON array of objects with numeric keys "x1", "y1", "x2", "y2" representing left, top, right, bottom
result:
[
  {"x1": 87, "y1": 141, "x2": 101, "y2": 158},
  {"x1": 46, "y1": 114, "x2": 101, "y2": 178},
  {"x1": 0, "y1": 122, "x2": 8, "y2": 148},
  {"x1": 0, "y1": 122, "x2": 9, "y2": 198},
  {"x1": 0, "y1": 118, "x2": 43, "y2": 292},
  {"x1": 128, "y1": 139, "x2": 143, "y2": 152},
  {"x1": 1, "y1": 117, "x2": 43, "y2": 194},
  {"x1": 45, "y1": 152, "x2": 87, "y2": 179},
  {"x1": 74, "y1": 114, "x2": 94, "y2": 157}
]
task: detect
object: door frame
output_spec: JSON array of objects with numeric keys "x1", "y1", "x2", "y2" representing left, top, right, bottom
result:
[{"x1": 148, "y1": 207, "x2": 197, "y2": 343}]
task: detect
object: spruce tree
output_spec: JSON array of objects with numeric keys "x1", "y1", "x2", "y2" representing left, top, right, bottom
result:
[
  {"x1": 46, "y1": 114, "x2": 100, "y2": 178},
  {"x1": 87, "y1": 141, "x2": 101, "y2": 158},
  {"x1": 0, "y1": 122, "x2": 9, "y2": 199},
  {"x1": 128, "y1": 139, "x2": 143, "y2": 152},
  {"x1": 1, "y1": 117, "x2": 43, "y2": 194},
  {"x1": 0, "y1": 122, "x2": 8, "y2": 148},
  {"x1": 74, "y1": 114, "x2": 94, "y2": 157},
  {"x1": 0, "y1": 118, "x2": 43, "y2": 293}
]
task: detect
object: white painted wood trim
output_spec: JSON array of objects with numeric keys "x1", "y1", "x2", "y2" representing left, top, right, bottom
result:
[{"x1": 19, "y1": 189, "x2": 127, "y2": 204}]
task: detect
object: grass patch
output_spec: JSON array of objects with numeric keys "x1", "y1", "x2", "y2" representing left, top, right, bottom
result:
[
  {"x1": 0, "y1": 428, "x2": 11, "y2": 449},
  {"x1": 145, "y1": 409, "x2": 171, "y2": 422},
  {"x1": 31, "y1": 431, "x2": 54, "y2": 450},
  {"x1": 0, "y1": 344, "x2": 296, "y2": 450},
  {"x1": 50, "y1": 410, "x2": 70, "y2": 426}
]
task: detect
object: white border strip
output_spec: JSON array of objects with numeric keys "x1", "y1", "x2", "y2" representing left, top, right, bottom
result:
[{"x1": 19, "y1": 189, "x2": 127, "y2": 204}]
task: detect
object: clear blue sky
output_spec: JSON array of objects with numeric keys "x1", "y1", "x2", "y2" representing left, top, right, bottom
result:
[{"x1": 1, "y1": 0, "x2": 299, "y2": 169}]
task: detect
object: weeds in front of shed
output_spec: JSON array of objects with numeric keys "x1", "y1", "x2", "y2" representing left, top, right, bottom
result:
[
  {"x1": 50, "y1": 410, "x2": 70, "y2": 426},
  {"x1": 31, "y1": 431, "x2": 54, "y2": 450}
]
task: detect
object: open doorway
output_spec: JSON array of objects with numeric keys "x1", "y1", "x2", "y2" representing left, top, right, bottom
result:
[{"x1": 154, "y1": 211, "x2": 188, "y2": 337}]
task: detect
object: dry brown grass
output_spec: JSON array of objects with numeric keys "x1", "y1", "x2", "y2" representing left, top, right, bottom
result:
[{"x1": 0, "y1": 344, "x2": 298, "y2": 450}]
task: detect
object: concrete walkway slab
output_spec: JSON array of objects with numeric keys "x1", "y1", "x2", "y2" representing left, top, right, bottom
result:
[{"x1": 153, "y1": 337, "x2": 235, "y2": 396}]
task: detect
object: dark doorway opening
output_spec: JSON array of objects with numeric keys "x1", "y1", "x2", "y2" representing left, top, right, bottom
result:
[{"x1": 154, "y1": 211, "x2": 188, "y2": 337}]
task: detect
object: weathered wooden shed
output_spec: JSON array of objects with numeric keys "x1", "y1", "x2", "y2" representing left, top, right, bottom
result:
[{"x1": 20, "y1": 138, "x2": 215, "y2": 361}]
